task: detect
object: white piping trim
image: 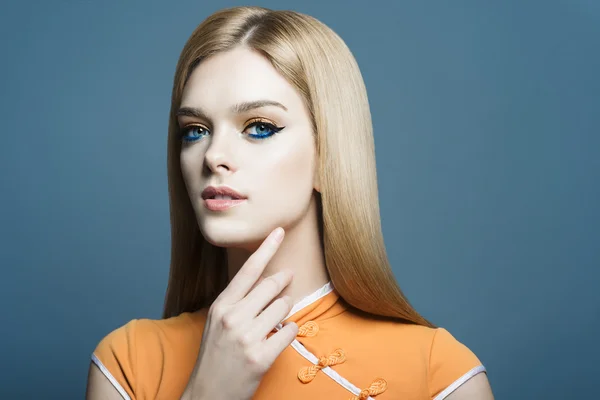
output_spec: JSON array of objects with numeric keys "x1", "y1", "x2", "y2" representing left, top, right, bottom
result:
[
  {"x1": 281, "y1": 281, "x2": 334, "y2": 322},
  {"x1": 433, "y1": 365, "x2": 487, "y2": 400},
  {"x1": 289, "y1": 339, "x2": 376, "y2": 400},
  {"x1": 91, "y1": 353, "x2": 131, "y2": 400}
]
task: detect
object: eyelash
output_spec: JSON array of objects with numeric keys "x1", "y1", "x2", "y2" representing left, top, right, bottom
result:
[{"x1": 179, "y1": 119, "x2": 285, "y2": 143}]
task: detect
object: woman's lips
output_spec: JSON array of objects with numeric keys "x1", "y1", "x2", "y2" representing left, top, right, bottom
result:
[{"x1": 204, "y1": 198, "x2": 247, "y2": 211}]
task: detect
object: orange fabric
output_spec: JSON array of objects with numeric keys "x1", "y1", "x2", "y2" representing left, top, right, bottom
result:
[{"x1": 92, "y1": 288, "x2": 484, "y2": 399}]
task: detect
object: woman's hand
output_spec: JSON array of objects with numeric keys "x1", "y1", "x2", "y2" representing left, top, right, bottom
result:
[{"x1": 181, "y1": 227, "x2": 298, "y2": 400}]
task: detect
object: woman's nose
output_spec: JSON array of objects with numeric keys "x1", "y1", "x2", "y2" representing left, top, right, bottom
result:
[{"x1": 203, "y1": 132, "x2": 238, "y2": 175}]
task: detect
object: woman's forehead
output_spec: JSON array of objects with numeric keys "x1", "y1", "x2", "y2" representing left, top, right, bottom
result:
[{"x1": 180, "y1": 48, "x2": 303, "y2": 117}]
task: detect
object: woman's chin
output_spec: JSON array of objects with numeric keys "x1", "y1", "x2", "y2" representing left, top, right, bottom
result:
[{"x1": 200, "y1": 227, "x2": 266, "y2": 250}]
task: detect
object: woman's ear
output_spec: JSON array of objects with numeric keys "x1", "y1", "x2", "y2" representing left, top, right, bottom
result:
[{"x1": 313, "y1": 169, "x2": 321, "y2": 193}]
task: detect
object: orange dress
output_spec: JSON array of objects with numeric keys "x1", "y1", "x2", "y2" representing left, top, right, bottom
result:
[{"x1": 92, "y1": 282, "x2": 486, "y2": 399}]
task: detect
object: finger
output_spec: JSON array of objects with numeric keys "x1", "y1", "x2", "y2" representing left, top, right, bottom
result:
[
  {"x1": 244, "y1": 295, "x2": 293, "y2": 342},
  {"x1": 236, "y1": 269, "x2": 294, "y2": 318},
  {"x1": 218, "y1": 227, "x2": 285, "y2": 304},
  {"x1": 248, "y1": 275, "x2": 265, "y2": 293},
  {"x1": 262, "y1": 322, "x2": 299, "y2": 364}
]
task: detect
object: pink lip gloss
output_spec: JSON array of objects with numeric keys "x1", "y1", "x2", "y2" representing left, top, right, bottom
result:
[{"x1": 204, "y1": 198, "x2": 246, "y2": 211}]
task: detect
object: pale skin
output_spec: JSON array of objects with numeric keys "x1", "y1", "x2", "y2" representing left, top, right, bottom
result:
[
  {"x1": 177, "y1": 46, "x2": 330, "y2": 303},
  {"x1": 86, "y1": 45, "x2": 494, "y2": 399}
]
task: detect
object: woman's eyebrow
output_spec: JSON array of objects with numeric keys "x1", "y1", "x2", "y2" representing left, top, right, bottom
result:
[
  {"x1": 232, "y1": 100, "x2": 288, "y2": 113},
  {"x1": 177, "y1": 100, "x2": 288, "y2": 119}
]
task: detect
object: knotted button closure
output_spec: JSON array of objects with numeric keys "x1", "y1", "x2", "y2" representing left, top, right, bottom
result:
[
  {"x1": 297, "y1": 348, "x2": 346, "y2": 383},
  {"x1": 349, "y1": 378, "x2": 388, "y2": 399},
  {"x1": 297, "y1": 320, "x2": 319, "y2": 337}
]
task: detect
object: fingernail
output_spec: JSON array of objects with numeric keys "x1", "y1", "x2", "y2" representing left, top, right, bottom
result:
[{"x1": 272, "y1": 227, "x2": 284, "y2": 242}]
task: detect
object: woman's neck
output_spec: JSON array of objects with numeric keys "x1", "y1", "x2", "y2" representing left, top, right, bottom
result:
[{"x1": 225, "y1": 196, "x2": 330, "y2": 305}]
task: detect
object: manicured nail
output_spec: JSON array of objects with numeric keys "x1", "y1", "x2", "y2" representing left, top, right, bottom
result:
[{"x1": 273, "y1": 227, "x2": 284, "y2": 242}]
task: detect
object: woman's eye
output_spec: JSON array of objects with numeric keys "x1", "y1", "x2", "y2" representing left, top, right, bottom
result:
[
  {"x1": 180, "y1": 125, "x2": 209, "y2": 142},
  {"x1": 179, "y1": 121, "x2": 285, "y2": 143},
  {"x1": 244, "y1": 121, "x2": 284, "y2": 140}
]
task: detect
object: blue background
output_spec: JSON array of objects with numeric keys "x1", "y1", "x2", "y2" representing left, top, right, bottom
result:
[{"x1": 1, "y1": 1, "x2": 598, "y2": 398}]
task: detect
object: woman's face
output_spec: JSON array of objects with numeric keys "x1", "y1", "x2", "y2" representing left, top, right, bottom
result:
[{"x1": 178, "y1": 46, "x2": 318, "y2": 250}]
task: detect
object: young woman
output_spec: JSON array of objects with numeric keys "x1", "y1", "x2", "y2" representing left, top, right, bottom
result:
[{"x1": 86, "y1": 6, "x2": 494, "y2": 400}]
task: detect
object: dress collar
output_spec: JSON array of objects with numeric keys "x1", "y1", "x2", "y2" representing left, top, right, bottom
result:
[
  {"x1": 188, "y1": 281, "x2": 346, "y2": 330},
  {"x1": 280, "y1": 281, "x2": 347, "y2": 327}
]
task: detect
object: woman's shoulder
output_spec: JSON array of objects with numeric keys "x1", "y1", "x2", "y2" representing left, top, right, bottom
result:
[
  {"x1": 91, "y1": 308, "x2": 209, "y2": 399},
  {"x1": 335, "y1": 307, "x2": 438, "y2": 347},
  {"x1": 340, "y1": 309, "x2": 481, "y2": 358},
  {"x1": 424, "y1": 326, "x2": 486, "y2": 398},
  {"x1": 333, "y1": 310, "x2": 486, "y2": 398}
]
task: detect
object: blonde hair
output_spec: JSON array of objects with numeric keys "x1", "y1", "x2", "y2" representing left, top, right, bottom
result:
[{"x1": 163, "y1": 6, "x2": 434, "y2": 328}]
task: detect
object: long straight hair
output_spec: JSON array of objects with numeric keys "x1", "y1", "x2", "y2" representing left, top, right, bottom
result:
[{"x1": 162, "y1": 6, "x2": 434, "y2": 328}]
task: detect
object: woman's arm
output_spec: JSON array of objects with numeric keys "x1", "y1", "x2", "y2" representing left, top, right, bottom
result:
[
  {"x1": 85, "y1": 361, "x2": 126, "y2": 400},
  {"x1": 444, "y1": 372, "x2": 494, "y2": 400}
]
